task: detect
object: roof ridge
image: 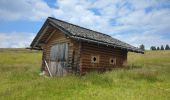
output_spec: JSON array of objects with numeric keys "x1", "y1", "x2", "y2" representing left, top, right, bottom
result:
[
  {"x1": 48, "y1": 17, "x2": 137, "y2": 51},
  {"x1": 48, "y1": 17, "x2": 111, "y2": 37},
  {"x1": 31, "y1": 17, "x2": 144, "y2": 53}
]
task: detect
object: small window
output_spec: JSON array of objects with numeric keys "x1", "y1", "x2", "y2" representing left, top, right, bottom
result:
[
  {"x1": 91, "y1": 56, "x2": 99, "y2": 63},
  {"x1": 110, "y1": 58, "x2": 116, "y2": 65}
]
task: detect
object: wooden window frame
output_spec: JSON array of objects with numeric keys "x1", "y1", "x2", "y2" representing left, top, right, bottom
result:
[
  {"x1": 91, "y1": 55, "x2": 99, "y2": 63},
  {"x1": 109, "y1": 58, "x2": 116, "y2": 65}
]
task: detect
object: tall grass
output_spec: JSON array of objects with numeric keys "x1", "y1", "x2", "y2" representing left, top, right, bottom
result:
[{"x1": 0, "y1": 49, "x2": 170, "y2": 100}]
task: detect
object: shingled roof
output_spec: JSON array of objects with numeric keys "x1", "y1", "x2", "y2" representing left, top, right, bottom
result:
[{"x1": 31, "y1": 17, "x2": 144, "y2": 54}]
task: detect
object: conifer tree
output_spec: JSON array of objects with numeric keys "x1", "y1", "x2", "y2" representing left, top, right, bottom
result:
[
  {"x1": 161, "y1": 45, "x2": 164, "y2": 50},
  {"x1": 165, "y1": 44, "x2": 170, "y2": 50},
  {"x1": 150, "y1": 46, "x2": 156, "y2": 50},
  {"x1": 139, "y1": 44, "x2": 145, "y2": 51}
]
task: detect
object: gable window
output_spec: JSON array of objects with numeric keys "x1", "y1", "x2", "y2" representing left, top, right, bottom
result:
[
  {"x1": 91, "y1": 56, "x2": 99, "y2": 63},
  {"x1": 109, "y1": 58, "x2": 116, "y2": 65}
]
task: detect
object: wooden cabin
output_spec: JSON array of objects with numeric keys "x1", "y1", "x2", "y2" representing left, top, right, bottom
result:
[{"x1": 30, "y1": 17, "x2": 144, "y2": 76}]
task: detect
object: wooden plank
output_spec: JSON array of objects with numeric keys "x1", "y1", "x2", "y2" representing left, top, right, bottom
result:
[
  {"x1": 45, "y1": 30, "x2": 56, "y2": 43},
  {"x1": 44, "y1": 59, "x2": 52, "y2": 77}
]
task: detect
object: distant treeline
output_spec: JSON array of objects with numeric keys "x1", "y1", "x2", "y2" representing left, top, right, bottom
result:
[
  {"x1": 150, "y1": 44, "x2": 170, "y2": 50},
  {"x1": 139, "y1": 44, "x2": 170, "y2": 51}
]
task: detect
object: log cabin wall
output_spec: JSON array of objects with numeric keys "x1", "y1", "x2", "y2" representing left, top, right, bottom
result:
[
  {"x1": 80, "y1": 41, "x2": 127, "y2": 73},
  {"x1": 70, "y1": 40, "x2": 81, "y2": 73},
  {"x1": 40, "y1": 28, "x2": 127, "y2": 74},
  {"x1": 31, "y1": 18, "x2": 144, "y2": 76}
]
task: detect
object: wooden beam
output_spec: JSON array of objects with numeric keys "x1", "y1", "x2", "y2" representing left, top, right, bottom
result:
[
  {"x1": 44, "y1": 59, "x2": 52, "y2": 77},
  {"x1": 45, "y1": 30, "x2": 56, "y2": 43},
  {"x1": 33, "y1": 25, "x2": 49, "y2": 48}
]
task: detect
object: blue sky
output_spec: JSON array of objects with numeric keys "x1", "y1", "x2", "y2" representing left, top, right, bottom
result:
[{"x1": 0, "y1": 0, "x2": 170, "y2": 49}]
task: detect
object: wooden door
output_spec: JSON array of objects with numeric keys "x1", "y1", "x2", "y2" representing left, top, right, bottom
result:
[{"x1": 49, "y1": 43, "x2": 68, "y2": 76}]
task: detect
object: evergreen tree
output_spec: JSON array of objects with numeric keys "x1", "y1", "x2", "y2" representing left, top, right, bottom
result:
[
  {"x1": 157, "y1": 47, "x2": 160, "y2": 50},
  {"x1": 150, "y1": 46, "x2": 152, "y2": 50},
  {"x1": 153, "y1": 46, "x2": 156, "y2": 50},
  {"x1": 161, "y1": 45, "x2": 164, "y2": 50},
  {"x1": 165, "y1": 44, "x2": 170, "y2": 50},
  {"x1": 139, "y1": 44, "x2": 145, "y2": 51},
  {"x1": 150, "y1": 46, "x2": 156, "y2": 50}
]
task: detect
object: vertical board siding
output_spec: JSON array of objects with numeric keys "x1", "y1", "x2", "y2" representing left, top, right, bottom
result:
[
  {"x1": 50, "y1": 43, "x2": 68, "y2": 61},
  {"x1": 44, "y1": 30, "x2": 72, "y2": 63},
  {"x1": 49, "y1": 43, "x2": 69, "y2": 76}
]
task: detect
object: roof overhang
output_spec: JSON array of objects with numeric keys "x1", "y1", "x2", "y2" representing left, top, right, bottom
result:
[
  {"x1": 30, "y1": 19, "x2": 49, "y2": 48},
  {"x1": 71, "y1": 35, "x2": 144, "y2": 54},
  {"x1": 30, "y1": 18, "x2": 144, "y2": 54},
  {"x1": 30, "y1": 19, "x2": 72, "y2": 49}
]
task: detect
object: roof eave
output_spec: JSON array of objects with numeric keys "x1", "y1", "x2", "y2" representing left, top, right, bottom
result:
[
  {"x1": 30, "y1": 19, "x2": 50, "y2": 48},
  {"x1": 30, "y1": 17, "x2": 144, "y2": 54},
  {"x1": 70, "y1": 35, "x2": 144, "y2": 54}
]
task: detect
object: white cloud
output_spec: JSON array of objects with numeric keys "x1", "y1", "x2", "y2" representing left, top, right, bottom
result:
[
  {"x1": 115, "y1": 32, "x2": 170, "y2": 49},
  {"x1": 0, "y1": 32, "x2": 35, "y2": 48},
  {"x1": 0, "y1": 0, "x2": 170, "y2": 49},
  {"x1": 54, "y1": 0, "x2": 170, "y2": 47},
  {"x1": 0, "y1": 0, "x2": 54, "y2": 21}
]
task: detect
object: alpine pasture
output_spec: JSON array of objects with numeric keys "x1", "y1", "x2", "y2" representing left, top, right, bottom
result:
[{"x1": 0, "y1": 48, "x2": 169, "y2": 100}]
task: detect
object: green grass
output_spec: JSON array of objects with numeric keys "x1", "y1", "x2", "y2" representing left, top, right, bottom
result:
[{"x1": 0, "y1": 49, "x2": 170, "y2": 100}]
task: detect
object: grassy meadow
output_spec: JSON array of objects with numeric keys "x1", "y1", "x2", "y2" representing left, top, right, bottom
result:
[{"x1": 0, "y1": 48, "x2": 170, "y2": 100}]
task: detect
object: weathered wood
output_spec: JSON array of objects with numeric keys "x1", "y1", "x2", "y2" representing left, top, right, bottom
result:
[
  {"x1": 41, "y1": 27, "x2": 128, "y2": 76},
  {"x1": 44, "y1": 59, "x2": 52, "y2": 77},
  {"x1": 45, "y1": 30, "x2": 56, "y2": 43},
  {"x1": 49, "y1": 43, "x2": 69, "y2": 76},
  {"x1": 34, "y1": 25, "x2": 49, "y2": 47},
  {"x1": 80, "y1": 41, "x2": 127, "y2": 73},
  {"x1": 41, "y1": 28, "x2": 74, "y2": 76}
]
